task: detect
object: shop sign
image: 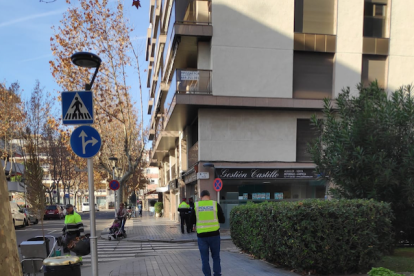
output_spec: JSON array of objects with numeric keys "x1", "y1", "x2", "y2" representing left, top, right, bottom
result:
[
  {"x1": 184, "y1": 171, "x2": 197, "y2": 184},
  {"x1": 197, "y1": 172, "x2": 209, "y2": 180},
  {"x1": 217, "y1": 168, "x2": 315, "y2": 179}
]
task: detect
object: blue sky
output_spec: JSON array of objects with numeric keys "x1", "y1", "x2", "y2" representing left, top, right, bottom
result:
[{"x1": 0, "y1": 0, "x2": 151, "y2": 125}]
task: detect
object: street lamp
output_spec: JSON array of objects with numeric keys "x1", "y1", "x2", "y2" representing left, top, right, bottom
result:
[
  {"x1": 71, "y1": 52, "x2": 102, "y2": 276},
  {"x1": 109, "y1": 157, "x2": 118, "y2": 180},
  {"x1": 71, "y1": 52, "x2": 102, "y2": 91}
]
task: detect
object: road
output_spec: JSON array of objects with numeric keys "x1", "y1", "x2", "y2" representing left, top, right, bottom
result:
[{"x1": 15, "y1": 210, "x2": 115, "y2": 246}]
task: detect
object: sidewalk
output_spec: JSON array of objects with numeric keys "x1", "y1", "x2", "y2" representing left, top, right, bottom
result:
[
  {"x1": 100, "y1": 212, "x2": 231, "y2": 242},
  {"x1": 81, "y1": 241, "x2": 297, "y2": 276},
  {"x1": 86, "y1": 211, "x2": 298, "y2": 276}
]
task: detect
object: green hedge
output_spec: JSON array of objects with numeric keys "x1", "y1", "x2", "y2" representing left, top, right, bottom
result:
[
  {"x1": 154, "y1": 202, "x2": 163, "y2": 213},
  {"x1": 230, "y1": 199, "x2": 394, "y2": 274}
]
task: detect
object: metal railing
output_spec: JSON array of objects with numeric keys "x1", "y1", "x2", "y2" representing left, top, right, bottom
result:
[
  {"x1": 188, "y1": 141, "x2": 199, "y2": 168},
  {"x1": 164, "y1": 69, "x2": 212, "y2": 121}
]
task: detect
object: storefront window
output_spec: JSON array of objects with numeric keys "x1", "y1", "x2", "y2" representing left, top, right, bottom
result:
[{"x1": 218, "y1": 178, "x2": 326, "y2": 229}]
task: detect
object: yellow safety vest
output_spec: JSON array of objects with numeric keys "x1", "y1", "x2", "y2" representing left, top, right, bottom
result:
[
  {"x1": 64, "y1": 212, "x2": 84, "y2": 233},
  {"x1": 195, "y1": 200, "x2": 219, "y2": 234},
  {"x1": 178, "y1": 202, "x2": 190, "y2": 209}
]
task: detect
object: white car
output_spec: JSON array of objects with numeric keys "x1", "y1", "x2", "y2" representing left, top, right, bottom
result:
[
  {"x1": 81, "y1": 202, "x2": 99, "y2": 212},
  {"x1": 10, "y1": 202, "x2": 27, "y2": 228}
]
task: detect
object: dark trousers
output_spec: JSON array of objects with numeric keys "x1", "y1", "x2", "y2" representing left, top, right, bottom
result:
[
  {"x1": 180, "y1": 213, "x2": 190, "y2": 233},
  {"x1": 198, "y1": 235, "x2": 221, "y2": 276}
]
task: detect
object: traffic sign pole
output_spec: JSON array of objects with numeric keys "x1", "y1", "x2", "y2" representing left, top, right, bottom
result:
[
  {"x1": 87, "y1": 157, "x2": 98, "y2": 276},
  {"x1": 213, "y1": 178, "x2": 223, "y2": 204}
]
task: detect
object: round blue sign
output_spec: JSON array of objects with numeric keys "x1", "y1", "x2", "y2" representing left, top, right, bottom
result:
[
  {"x1": 213, "y1": 178, "x2": 223, "y2": 192},
  {"x1": 109, "y1": 180, "x2": 120, "y2": 191},
  {"x1": 70, "y1": 126, "x2": 102, "y2": 158}
]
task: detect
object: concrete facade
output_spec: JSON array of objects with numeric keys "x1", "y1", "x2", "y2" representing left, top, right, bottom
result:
[
  {"x1": 212, "y1": 0, "x2": 294, "y2": 98},
  {"x1": 146, "y1": 0, "x2": 414, "y2": 222},
  {"x1": 198, "y1": 109, "x2": 320, "y2": 162}
]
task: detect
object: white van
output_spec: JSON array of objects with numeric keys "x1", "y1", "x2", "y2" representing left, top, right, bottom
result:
[
  {"x1": 81, "y1": 202, "x2": 99, "y2": 212},
  {"x1": 10, "y1": 202, "x2": 26, "y2": 228}
]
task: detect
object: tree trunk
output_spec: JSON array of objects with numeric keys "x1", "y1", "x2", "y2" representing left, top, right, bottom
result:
[{"x1": 0, "y1": 166, "x2": 23, "y2": 276}]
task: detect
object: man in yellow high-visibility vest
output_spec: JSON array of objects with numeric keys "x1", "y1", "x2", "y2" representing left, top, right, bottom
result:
[{"x1": 191, "y1": 190, "x2": 225, "y2": 276}]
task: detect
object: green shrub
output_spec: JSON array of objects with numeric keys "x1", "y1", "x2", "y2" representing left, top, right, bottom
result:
[
  {"x1": 230, "y1": 199, "x2": 394, "y2": 274},
  {"x1": 368, "y1": 267, "x2": 405, "y2": 276},
  {"x1": 154, "y1": 202, "x2": 163, "y2": 213}
]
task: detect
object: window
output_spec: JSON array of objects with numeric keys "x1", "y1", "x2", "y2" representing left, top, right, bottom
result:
[
  {"x1": 150, "y1": 179, "x2": 156, "y2": 183},
  {"x1": 296, "y1": 119, "x2": 319, "y2": 162},
  {"x1": 293, "y1": 52, "x2": 334, "y2": 99},
  {"x1": 294, "y1": 0, "x2": 336, "y2": 35},
  {"x1": 363, "y1": 1, "x2": 388, "y2": 38},
  {"x1": 361, "y1": 55, "x2": 387, "y2": 88}
]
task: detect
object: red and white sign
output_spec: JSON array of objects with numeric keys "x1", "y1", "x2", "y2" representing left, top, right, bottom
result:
[{"x1": 213, "y1": 178, "x2": 223, "y2": 192}]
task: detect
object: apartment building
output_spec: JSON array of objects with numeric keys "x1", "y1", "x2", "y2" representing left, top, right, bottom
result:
[
  {"x1": 146, "y1": 0, "x2": 412, "y2": 224},
  {"x1": 141, "y1": 166, "x2": 160, "y2": 210}
]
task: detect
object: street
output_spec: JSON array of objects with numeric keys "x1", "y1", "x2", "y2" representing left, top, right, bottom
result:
[{"x1": 15, "y1": 210, "x2": 115, "y2": 247}]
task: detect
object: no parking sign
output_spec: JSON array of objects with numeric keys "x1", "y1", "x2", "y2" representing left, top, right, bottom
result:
[
  {"x1": 213, "y1": 178, "x2": 223, "y2": 192},
  {"x1": 109, "y1": 180, "x2": 120, "y2": 191}
]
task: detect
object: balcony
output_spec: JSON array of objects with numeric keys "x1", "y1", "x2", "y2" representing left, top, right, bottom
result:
[
  {"x1": 188, "y1": 141, "x2": 198, "y2": 168},
  {"x1": 164, "y1": 69, "x2": 212, "y2": 119},
  {"x1": 163, "y1": 0, "x2": 212, "y2": 81}
]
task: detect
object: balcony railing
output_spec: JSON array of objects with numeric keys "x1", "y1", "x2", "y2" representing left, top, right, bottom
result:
[
  {"x1": 164, "y1": 69, "x2": 212, "y2": 120},
  {"x1": 188, "y1": 141, "x2": 199, "y2": 168},
  {"x1": 151, "y1": 114, "x2": 167, "y2": 152}
]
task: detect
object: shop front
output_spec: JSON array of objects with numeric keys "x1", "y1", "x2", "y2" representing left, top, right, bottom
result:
[
  {"x1": 207, "y1": 167, "x2": 326, "y2": 229},
  {"x1": 182, "y1": 168, "x2": 198, "y2": 202}
]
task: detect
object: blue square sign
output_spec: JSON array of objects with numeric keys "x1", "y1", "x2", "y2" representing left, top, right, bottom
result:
[{"x1": 62, "y1": 91, "x2": 94, "y2": 125}]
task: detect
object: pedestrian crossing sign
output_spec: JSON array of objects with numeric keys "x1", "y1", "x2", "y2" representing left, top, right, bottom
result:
[{"x1": 61, "y1": 91, "x2": 94, "y2": 125}]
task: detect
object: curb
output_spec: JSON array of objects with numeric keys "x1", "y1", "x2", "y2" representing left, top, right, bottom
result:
[{"x1": 99, "y1": 229, "x2": 232, "y2": 243}]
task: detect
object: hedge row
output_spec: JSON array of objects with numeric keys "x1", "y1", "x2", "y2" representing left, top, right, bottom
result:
[{"x1": 230, "y1": 199, "x2": 394, "y2": 274}]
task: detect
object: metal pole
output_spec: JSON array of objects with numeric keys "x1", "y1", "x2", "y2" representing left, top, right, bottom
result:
[
  {"x1": 112, "y1": 167, "x2": 116, "y2": 209},
  {"x1": 87, "y1": 158, "x2": 98, "y2": 276},
  {"x1": 217, "y1": 191, "x2": 220, "y2": 204}
]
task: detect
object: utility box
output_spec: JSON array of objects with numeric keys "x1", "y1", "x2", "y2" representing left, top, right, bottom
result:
[
  {"x1": 20, "y1": 240, "x2": 48, "y2": 274},
  {"x1": 20, "y1": 241, "x2": 48, "y2": 258}
]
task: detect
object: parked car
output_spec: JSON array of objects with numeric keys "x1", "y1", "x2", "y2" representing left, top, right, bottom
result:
[
  {"x1": 23, "y1": 208, "x2": 38, "y2": 225},
  {"x1": 44, "y1": 205, "x2": 65, "y2": 219},
  {"x1": 10, "y1": 202, "x2": 26, "y2": 228},
  {"x1": 81, "y1": 202, "x2": 99, "y2": 212}
]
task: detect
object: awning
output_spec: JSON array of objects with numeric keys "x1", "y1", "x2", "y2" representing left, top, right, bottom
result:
[
  {"x1": 156, "y1": 186, "x2": 169, "y2": 193},
  {"x1": 144, "y1": 190, "x2": 157, "y2": 195}
]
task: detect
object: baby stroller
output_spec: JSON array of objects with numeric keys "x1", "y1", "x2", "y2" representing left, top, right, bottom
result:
[{"x1": 108, "y1": 218, "x2": 127, "y2": 240}]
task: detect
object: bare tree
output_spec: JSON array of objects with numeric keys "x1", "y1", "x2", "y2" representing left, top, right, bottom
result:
[
  {"x1": 0, "y1": 81, "x2": 24, "y2": 178},
  {"x1": 19, "y1": 81, "x2": 54, "y2": 239},
  {"x1": 50, "y1": 0, "x2": 146, "y2": 203},
  {"x1": 0, "y1": 166, "x2": 23, "y2": 276}
]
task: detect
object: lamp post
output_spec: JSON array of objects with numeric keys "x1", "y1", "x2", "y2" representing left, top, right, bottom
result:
[
  {"x1": 109, "y1": 157, "x2": 118, "y2": 208},
  {"x1": 203, "y1": 163, "x2": 218, "y2": 203},
  {"x1": 71, "y1": 51, "x2": 101, "y2": 276}
]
